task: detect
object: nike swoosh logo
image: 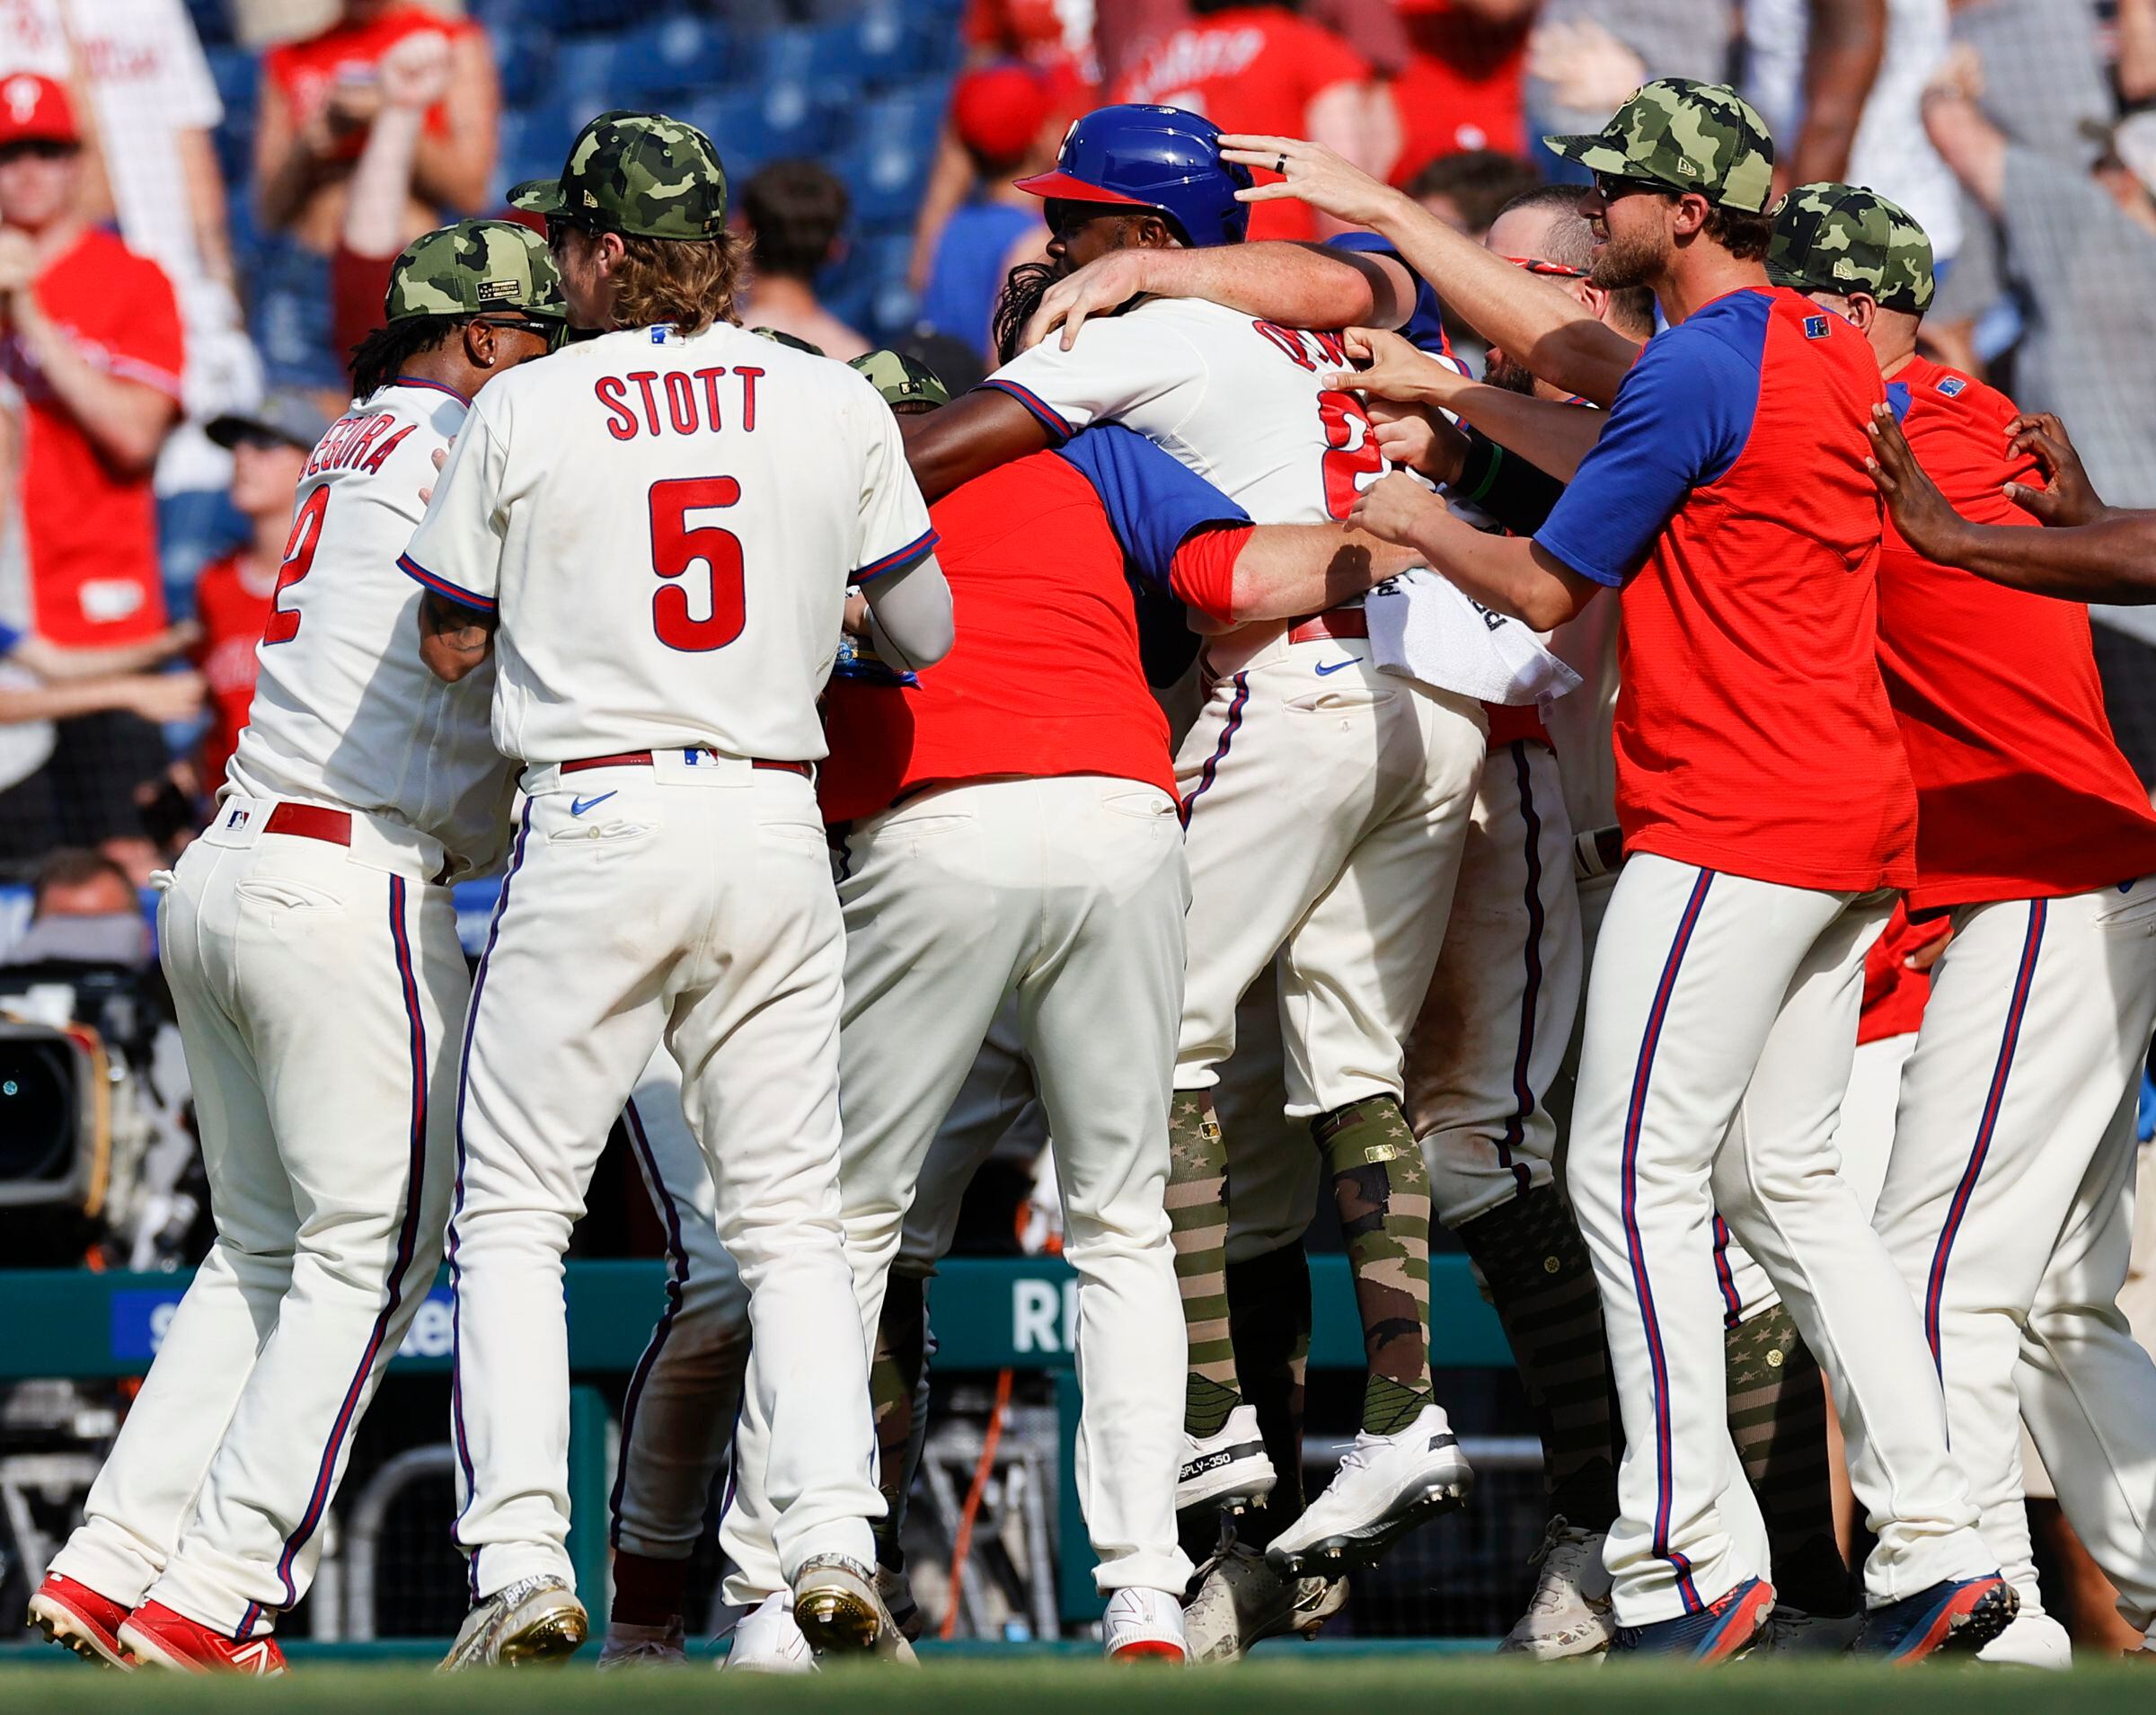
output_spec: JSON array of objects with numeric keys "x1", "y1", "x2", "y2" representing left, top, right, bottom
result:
[
  {"x1": 570, "y1": 791, "x2": 617, "y2": 818},
  {"x1": 1314, "y1": 659, "x2": 1357, "y2": 676}
]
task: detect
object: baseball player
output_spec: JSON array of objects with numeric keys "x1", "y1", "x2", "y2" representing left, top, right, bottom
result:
[
  {"x1": 29, "y1": 222, "x2": 563, "y2": 1675},
  {"x1": 904, "y1": 103, "x2": 1490, "y2": 1579},
  {"x1": 1229, "y1": 84, "x2": 2015, "y2": 1659},
  {"x1": 1775, "y1": 184, "x2": 2156, "y2": 1666},
  {"x1": 402, "y1": 111, "x2": 950, "y2": 1668},
  {"x1": 720, "y1": 334, "x2": 1436, "y2": 1663}
]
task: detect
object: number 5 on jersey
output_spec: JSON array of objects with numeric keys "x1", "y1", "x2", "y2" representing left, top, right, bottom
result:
[{"x1": 649, "y1": 477, "x2": 744, "y2": 651}]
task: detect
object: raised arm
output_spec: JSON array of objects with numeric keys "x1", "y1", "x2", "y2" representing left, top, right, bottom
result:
[
  {"x1": 1021, "y1": 241, "x2": 1417, "y2": 352},
  {"x1": 1218, "y1": 136, "x2": 1640, "y2": 406},
  {"x1": 1783, "y1": 0, "x2": 1886, "y2": 190},
  {"x1": 1865, "y1": 403, "x2": 2156, "y2": 603}
]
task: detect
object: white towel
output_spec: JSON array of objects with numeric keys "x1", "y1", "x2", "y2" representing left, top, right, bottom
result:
[{"x1": 1365, "y1": 567, "x2": 1583, "y2": 708}]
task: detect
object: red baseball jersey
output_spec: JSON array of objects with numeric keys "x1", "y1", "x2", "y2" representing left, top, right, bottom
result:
[
  {"x1": 7, "y1": 227, "x2": 181, "y2": 649},
  {"x1": 1109, "y1": 5, "x2": 1369, "y2": 243},
  {"x1": 1878, "y1": 357, "x2": 2156, "y2": 910},
  {"x1": 1536, "y1": 287, "x2": 1914, "y2": 892},
  {"x1": 819, "y1": 429, "x2": 1248, "y2": 824}
]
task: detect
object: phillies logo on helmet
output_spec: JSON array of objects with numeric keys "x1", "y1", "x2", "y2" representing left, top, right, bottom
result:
[{"x1": 4, "y1": 76, "x2": 43, "y2": 124}]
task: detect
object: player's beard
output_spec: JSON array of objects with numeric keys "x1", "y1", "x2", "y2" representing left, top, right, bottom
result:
[
  {"x1": 992, "y1": 261, "x2": 1060, "y2": 366},
  {"x1": 1484, "y1": 350, "x2": 1539, "y2": 394},
  {"x1": 1590, "y1": 224, "x2": 1664, "y2": 291}
]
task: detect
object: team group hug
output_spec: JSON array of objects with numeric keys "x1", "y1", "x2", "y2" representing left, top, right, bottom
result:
[{"x1": 22, "y1": 67, "x2": 2156, "y2": 1675}]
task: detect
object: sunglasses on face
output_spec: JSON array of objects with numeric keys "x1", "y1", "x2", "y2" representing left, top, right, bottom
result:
[
  {"x1": 1503, "y1": 255, "x2": 1592, "y2": 279},
  {"x1": 231, "y1": 429, "x2": 304, "y2": 453},
  {"x1": 477, "y1": 314, "x2": 564, "y2": 352},
  {"x1": 1592, "y1": 172, "x2": 1675, "y2": 205}
]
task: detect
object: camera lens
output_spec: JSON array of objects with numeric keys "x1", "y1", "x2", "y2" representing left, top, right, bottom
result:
[{"x1": 0, "y1": 1038, "x2": 75, "y2": 1184}]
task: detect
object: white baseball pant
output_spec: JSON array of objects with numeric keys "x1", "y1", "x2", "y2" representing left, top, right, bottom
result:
[
  {"x1": 722, "y1": 774, "x2": 1194, "y2": 1604},
  {"x1": 608, "y1": 1026, "x2": 1046, "y2": 1566},
  {"x1": 1567, "y1": 853, "x2": 1993, "y2": 1626},
  {"x1": 1870, "y1": 880, "x2": 2156, "y2": 1630},
  {"x1": 50, "y1": 808, "x2": 462, "y2": 1640},
  {"x1": 1175, "y1": 638, "x2": 1487, "y2": 1115},
  {"x1": 1409, "y1": 738, "x2": 1584, "y2": 1226},
  {"x1": 448, "y1": 761, "x2": 880, "y2": 1603},
  {"x1": 605, "y1": 1049, "x2": 750, "y2": 1565}
]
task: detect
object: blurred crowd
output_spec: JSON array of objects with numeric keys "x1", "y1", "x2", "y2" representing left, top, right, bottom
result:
[{"x1": 1, "y1": 0, "x2": 2154, "y2": 907}]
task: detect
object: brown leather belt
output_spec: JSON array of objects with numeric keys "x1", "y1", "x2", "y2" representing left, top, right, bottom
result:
[
  {"x1": 1286, "y1": 609, "x2": 1369, "y2": 646},
  {"x1": 561, "y1": 750, "x2": 811, "y2": 778},
  {"x1": 263, "y1": 802, "x2": 352, "y2": 845}
]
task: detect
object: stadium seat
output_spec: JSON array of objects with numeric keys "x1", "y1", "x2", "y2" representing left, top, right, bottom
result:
[
  {"x1": 832, "y1": 82, "x2": 951, "y2": 230},
  {"x1": 185, "y1": 0, "x2": 233, "y2": 48},
  {"x1": 682, "y1": 83, "x2": 834, "y2": 175},
  {"x1": 493, "y1": 110, "x2": 570, "y2": 202},
  {"x1": 493, "y1": 31, "x2": 558, "y2": 111},
  {"x1": 618, "y1": 14, "x2": 734, "y2": 102},
  {"x1": 548, "y1": 33, "x2": 632, "y2": 118}
]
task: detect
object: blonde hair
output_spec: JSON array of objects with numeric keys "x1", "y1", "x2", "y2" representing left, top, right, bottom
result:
[{"x1": 606, "y1": 228, "x2": 750, "y2": 336}]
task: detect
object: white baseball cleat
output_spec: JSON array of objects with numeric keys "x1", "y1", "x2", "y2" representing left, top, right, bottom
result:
[
  {"x1": 791, "y1": 1554, "x2": 918, "y2": 1663},
  {"x1": 1182, "y1": 1540, "x2": 1345, "y2": 1663},
  {"x1": 1102, "y1": 1587, "x2": 1188, "y2": 1661},
  {"x1": 1178, "y1": 1404, "x2": 1277, "y2": 1521},
  {"x1": 1975, "y1": 1608, "x2": 2072, "y2": 1670},
  {"x1": 723, "y1": 1593, "x2": 816, "y2": 1673},
  {"x1": 596, "y1": 1618, "x2": 686, "y2": 1668},
  {"x1": 437, "y1": 1575, "x2": 588, "y2": 1669},
  {"x1": 1498, "y1": 1517, "x2": 1613, "y2": 1659},
  {"x1": 1265, "y1": 1403, "x2": 1473, "y2": 1578}
]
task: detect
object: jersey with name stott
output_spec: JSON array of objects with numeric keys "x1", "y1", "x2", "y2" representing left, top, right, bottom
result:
[
  {"x1": 1536, "y1": 287, "x2": 1913, "y2": 893},
  {"x1": 401, "y1": 323, "x2": 936, "y2": 769},
  {"x1": 229, "y1": 379, "x2": 516, "y2": 879},
  {"x1": 983, "y1": 296, "x2": 1385, "y2": 526},
  {"x1": 1879, "y1": 356, "x2": 2156, "y2": 910}
]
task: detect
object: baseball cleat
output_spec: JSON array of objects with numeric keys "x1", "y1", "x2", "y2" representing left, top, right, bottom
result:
[
  {"x1": 1756, "y1": 1605, "x2": 1862, "y2": 1656},
  {"x1": 791, "y1": 1554, "x2": 917, "y2": 1663},
  {"x1": 1609, "y1": 1576, "x2": 1774, "y2": 1661},
  {"x1": 1852, "y1": 1574, "x2": 2017, "y2": 1663},
  {"x1": 1181, "y1": 1540, "x2": 1345, "y2": 1663},
  {"x1": 1974, "y1": 1609, "x2": 2071, "y2": 1670},
  {"x1": 116, "y1": 1602, "x2": 287, "y2": 1675},
  {"x1": 724, "y1": 1593, "x2": 816, "y2": 1673},
  {"x1": 1264, "y1": 1404, "x2": 1473, "y2": 1577},
  {"x1": 1178, "y1": 1404, "x2": 1277, "y2": 1522},
  {"x1": 27, "y1": 1572, "x2": 132, "y2": 1669},
  {"x1": 1498, "y1": 1516, "x2": 1614, "y2": 1659},
  {"x1": 878, "y1": 1564, "x2": 924, "y2": 1642},
  {"x1": 1103, "y1": 1587, "x2": 1188, "y2": 1661},
  {"x1": 596, "y1": 1618, "x2": 686, "y2": 1668},
  {"x1": 437, "y1": 1575, "x2": 588, "y2": 1669}
]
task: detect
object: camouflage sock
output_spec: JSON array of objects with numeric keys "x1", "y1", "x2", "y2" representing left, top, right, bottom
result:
[
  {"x1": 1227, "y1": 1242, "x2": 1312, "y2": 1549},
  {"x1": 1170, "y1": 1089, "x2": 1241, "y2": 1437},
  {"x1": 1315, "y1": 1096, "x2": 1433, "y2": 1436},
  {"x1": 1727, "y1": 1302, "x2": 1852, "y2": 1616},
  {"x1": 870, "y1": 1272, "x2": 930, "y2": 1570},
  {"x1": 1454, "y1": 1182, "x2": 1621, "y2": 1530}
]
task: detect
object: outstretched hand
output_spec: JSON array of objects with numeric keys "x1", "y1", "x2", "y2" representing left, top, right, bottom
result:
[
  {"x1": 1865, "y1": 403, "x2": 1973, "y2": 564},
  {"x1": 1348, "y1": 470, "x2": 1445, "y2": 548},
  {"x1": 1324, "y1": 325, "x2": 1468, "y2": 408},
  {"x1": 1215, "y1": 135, "x2": 1406, "y2": 229},
  {"x1": 2002, "y1": 411, "x2": 2105, "y2": 526}
]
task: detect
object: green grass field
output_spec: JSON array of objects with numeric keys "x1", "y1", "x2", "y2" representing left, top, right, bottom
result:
[{"x1": 1, "y1": 1657, "x2": 2152, "y2": 1711}]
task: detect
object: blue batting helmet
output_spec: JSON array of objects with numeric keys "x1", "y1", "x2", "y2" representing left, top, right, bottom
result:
[{"x1": 1015, "y1": 104, "x2": 1252, "y2": 247}]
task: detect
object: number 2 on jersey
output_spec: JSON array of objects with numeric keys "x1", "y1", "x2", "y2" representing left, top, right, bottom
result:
[
  {"x1": 649, "y1": 477, "x2": 745, "y2": 651},
  {"x1": 262, "y1": 486, "x2": 330, "y2": 645}
]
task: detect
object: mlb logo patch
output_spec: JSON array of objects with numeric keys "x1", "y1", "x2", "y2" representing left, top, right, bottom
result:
[
  {"x1": 1803, "y1": 315, "x2": 1831, "y2": 340},
  {"x1": 225, "y1": 807, "x2": 250, "y2": 829},
  {"x1": 1936, "y1": 376, "x2": 1968, "y2": 398}
]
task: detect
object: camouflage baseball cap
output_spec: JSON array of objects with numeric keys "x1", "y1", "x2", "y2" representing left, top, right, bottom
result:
[
  {"x1": 384, "y1": 219, "x2": 566, "y2": 324},
  {"x1": 1769, "y1": 182, "x2": 1935, "y2": 314},
  {"x1": 849, "y1": 349, "x2": 950, "y2": 411},
  {"x1": 509, "y1": 110, "x2": 729, "y2": 241},
  {"x1": 1545, "y1": 78, "x2": 1777, "y2": 213},
  {"x1": 750, "y1": 326, "x2": 826, "y2": 358}
]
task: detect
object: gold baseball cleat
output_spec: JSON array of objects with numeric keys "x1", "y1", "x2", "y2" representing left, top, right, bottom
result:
[{"x1": 438, "y1": 1575, "x2": 588, "y2": 1670}]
